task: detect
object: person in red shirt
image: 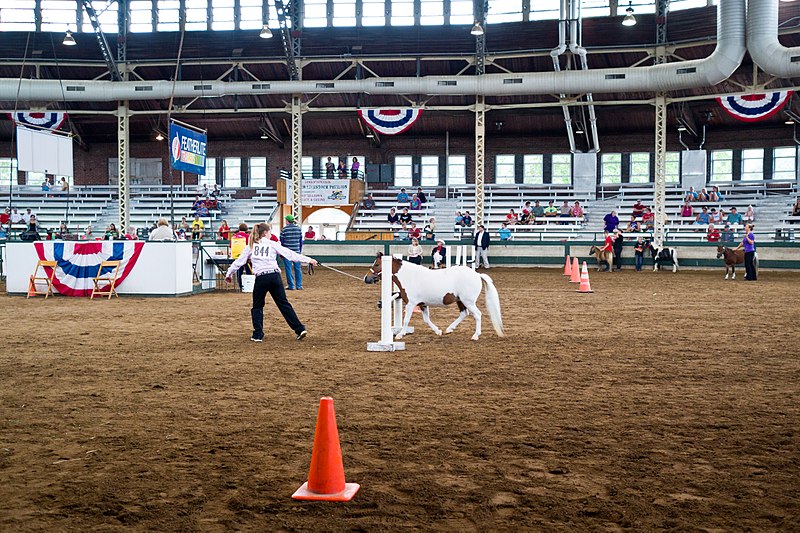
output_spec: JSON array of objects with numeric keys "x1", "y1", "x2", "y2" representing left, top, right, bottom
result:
[
  {"x1": 641, "y1": 207, "x2": 655, "y2": 230},
  {"x1": 217, "y1": 219, "x2": 231, "y2": 240},
  {"x1": 407, "y1": 222, "x2": 421, "y2": 240},
  {"x1": 632, "y1": 200, "x2": 647, "y2": 218},
  {"x1": 707, "y1": 224, "x2": 721, "y2": 242},
  {"x1": 0, "y1": 208, "x2": 9, "y2": 227},
  {"x1": 304, "y1": 225, "x2": 316, "y2": 240}
]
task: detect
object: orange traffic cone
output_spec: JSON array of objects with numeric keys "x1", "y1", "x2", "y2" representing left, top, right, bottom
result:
[
  {"x1": 292, "y1": 397, "x2": 360, "y2": 502},
  {"x1": 569, "y1": 256, "x2": 581, "y2": 283},
  {"x1": 27, "y1": 276, "x2": 37, "y2": 298},
  {"x1": 576, "y1": 261, "x2": 593, "y2": 293},
  {"x1": 563, "y1": 255, "x2": 572, "y2": 276}
]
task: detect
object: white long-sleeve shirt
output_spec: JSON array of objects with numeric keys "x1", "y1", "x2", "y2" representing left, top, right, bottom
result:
[{"x1": 226, "y1": 238, "x2": 312, "y2": 278}]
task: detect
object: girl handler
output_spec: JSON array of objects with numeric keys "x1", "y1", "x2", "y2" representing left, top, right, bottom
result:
[{"x1": 225, "y1": 223, "x2": 318, "y2": 342}]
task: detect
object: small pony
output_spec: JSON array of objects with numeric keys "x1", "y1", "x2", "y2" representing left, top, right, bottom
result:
[
  {"x1": 589, "y1": 245, "x2": 613, "y2": 272},
  {"x1": 364, "y1": 252, "x2": 504, "y2": 341},
  {"x1": 716, "y1": 246, "x2": 744, "y2": 280}
]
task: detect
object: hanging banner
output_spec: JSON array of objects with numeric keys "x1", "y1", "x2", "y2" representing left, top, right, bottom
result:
[
  {"x1": 358, "y1": 108, "x2": 423, "y2": 135},
  {"x1": 716, "y1": 91, "x2": 792, "y2": 122},
  {"x1": 169, "y1": 120, "x2": 207, "y2": 174},
  {"x1": 302, "y1": 179, "x2": 350, "y2": 206},
  {"x1": 8, "y1": 111, "x2": 67, "y2": 130},
  {"x1": 16, "y1": 126, "x2": 74, "y2": 176},
  {"x1": 34, "y1": 241, "x2": 145, "y2": 297}
]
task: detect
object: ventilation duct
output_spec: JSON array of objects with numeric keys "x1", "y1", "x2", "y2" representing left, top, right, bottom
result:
[
  {"x1": 0, "y1": 0, "x2": 745, "y2": 102},
  {"x1": 747, "y1": 0, "x2": 800, "y2": 78}
]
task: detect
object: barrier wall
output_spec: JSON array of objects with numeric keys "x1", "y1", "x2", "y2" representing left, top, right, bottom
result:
[{"x1": 5, "y1": 241, "x2": 194, "y2": 296}]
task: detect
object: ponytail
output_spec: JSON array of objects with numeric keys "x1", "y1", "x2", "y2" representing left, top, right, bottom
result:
[{"x1": 248, "y1": 222, "x2": 271, "y2": 249}]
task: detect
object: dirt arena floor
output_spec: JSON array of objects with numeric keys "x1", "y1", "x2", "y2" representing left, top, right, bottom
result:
[{"x1": 1, "y1": 266, "x2": 799, "y2": 531}]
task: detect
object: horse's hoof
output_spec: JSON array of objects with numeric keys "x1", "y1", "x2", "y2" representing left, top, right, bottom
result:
[
  {"x1": 444, "y1": 328, "x2": 453, "y2": 335},
  {"x1": 471, "y1": 334, "x2": 480, "y2": 341},
  {"x1": 435, "y1": 329, "x2": 442, "y2": 336},
  {"x1": 396, "y1": 332, "x2": 405, "y2": 339}
]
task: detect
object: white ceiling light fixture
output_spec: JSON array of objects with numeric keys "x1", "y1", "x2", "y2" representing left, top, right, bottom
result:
[
  {"x1": 63, "y1": 29, "x2": 77, "y2": 46},
  {"x1": 259, "y1": 24, "x2": 273, "y2": 39},
  {"x1": 622, "y1": 2, "x2": 636, "y2": 27},
  {"x1": 470, "y1": 22, "x2": 484, "y2": 36},
  {"x1": 155, "y1": 130, "x2": 164, "y2": 141}
]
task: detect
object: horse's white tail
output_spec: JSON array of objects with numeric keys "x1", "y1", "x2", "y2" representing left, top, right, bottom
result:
[
  {"x1": 479, "y1": 273, "x2": 505, "y2": 337},
  {"x1": 673, "y1": 248, "x2": 679, "y2": 269}
]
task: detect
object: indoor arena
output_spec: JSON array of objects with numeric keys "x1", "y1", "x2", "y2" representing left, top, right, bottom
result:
[{"x1": 1, "y1": 0, "x2": 799, "y2": 530}]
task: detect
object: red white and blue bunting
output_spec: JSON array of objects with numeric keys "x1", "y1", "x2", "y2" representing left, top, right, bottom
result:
[
  {"x1": 716, "y1": 91, "x2": 792, "y2": 122},
  {"x1": 358, "y1": 108, "x2": 423, "y2": 135},
  {"x1": 8, "y1": 111, "x2": 68, "y2": 130},
  {"x1": 34, "y1": 241, "x2": 144, "y2": 297}
]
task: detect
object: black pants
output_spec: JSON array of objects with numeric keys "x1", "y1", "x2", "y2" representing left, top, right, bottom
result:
[
  {"x1": 613, "y1": 250, "x2": 622, "y2": 270},
  {"x1": 409, "y1": 256, "x2": 422, "y2": 265},
  {"x1": 250, "y1": 272, "x2": 304, "y2": 339},
  {"x1": 744, "y1": 251, "x2": 757, "y2": 280}
]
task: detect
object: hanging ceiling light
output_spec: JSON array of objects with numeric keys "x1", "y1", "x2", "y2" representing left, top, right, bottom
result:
[
  {"x1": 62, "y1": 29, "x2": 77, "y2": 46},
  {"x1": 470, "y1": 22, "x2": 484, "y2": 36},
  {"x1": 259, "y1": 24, "x2": 273, "y2": 39},
  {"x1": 366, "y1": 130, "x2": 375, "y2": 139},
  {"x1": 622, "y1": 2, "x2": 636, "y2": 27},
  {"x1": 155, "y1": 130, "x2": 164, "y2": 141}
]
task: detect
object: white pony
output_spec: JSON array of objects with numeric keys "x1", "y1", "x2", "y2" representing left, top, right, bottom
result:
[{"x1": 364, "y1": 253, "x2": 504, "y2": 341}]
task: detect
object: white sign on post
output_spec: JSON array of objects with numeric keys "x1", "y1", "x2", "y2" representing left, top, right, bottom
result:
[
  {"x1": 16, "y1": 126, "x2": 74, "y2": 176},
  {"x1": 302, "y1": 179, "x2": 350, "y2": 205}
]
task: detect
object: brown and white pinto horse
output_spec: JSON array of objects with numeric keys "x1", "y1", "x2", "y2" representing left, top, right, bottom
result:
[
  {"x1": 717, "y1": 246, "x2": 744, "y2": 280},
  {"x1": 589, "y1": 245, "x2": 612, "y2": 272},
  {"x1": 364, "y1": 252, "x2": 504, "y2": 341}
]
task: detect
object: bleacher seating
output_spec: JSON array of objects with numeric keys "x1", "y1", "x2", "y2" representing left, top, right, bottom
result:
[{"x1": 350, "y1": 189, "x2": 436, "y2": 237}]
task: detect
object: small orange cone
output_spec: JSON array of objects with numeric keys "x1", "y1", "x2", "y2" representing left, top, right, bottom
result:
[
  {"x1": 577, "y1": 261, "x2": 593, "y2": 293},
  {"x1": 563, "y1": 255, "x2": 572, "y2": 276},
  {"x1": 292, "y1": 397, "x2": 360, "y2": 502},
  {"x1": 27, "y1": 276, "x2": 37, "y2": 298},
  {"x1": 569, "y1": 256, "x2": 581, "y2": 283}
]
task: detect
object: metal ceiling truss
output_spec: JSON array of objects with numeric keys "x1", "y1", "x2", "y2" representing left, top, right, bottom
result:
[
  {"x1": 274, "y1": 0, "x2": 301, "y2": 81},
  {"x1": 80, "y1": 0, "x2": 123, "y2": 82}
]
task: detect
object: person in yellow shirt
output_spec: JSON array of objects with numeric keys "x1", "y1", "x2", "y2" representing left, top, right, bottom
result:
[{"x1": 191, "y1": 215, "x2": 204, "y2": 240}]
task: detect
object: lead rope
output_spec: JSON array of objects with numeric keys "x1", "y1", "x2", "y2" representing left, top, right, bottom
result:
[{"x1": 318, "y1": 263, "x2": 364, "y2": 281}]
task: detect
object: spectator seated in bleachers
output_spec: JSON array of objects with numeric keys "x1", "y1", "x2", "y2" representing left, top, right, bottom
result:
[
  {"x1": 532, "y1": 200, "x2": 545, "y2": 223},
  {"x1": 362, "y1": 193, "x2": 376, "y2": 212},
  {"x1": 416, "y1": 187, "x2": 427, "y2": 204},
  {"x1": 520, "y1": 201, "x2": 533, "y2": 224},
  {"x1": 192, "y1": 195, "x2": 204, "y2": 212},
  {"x1": 59, "y1": 177, "x2": 69, "y2": 193},
  {"x1": 632, "y1": 199, "x2": 646, "y2": 218},
  {"x1": 559, "y1": 200, "x2": 571, "y2": 222},
  {"x1": 396, "y1": 188, "x2": 410, "y2": 204},
  {"x1": 543, "y1": 200, "x2": 558, "y2": 220},
  {"x1": 104, "y1": 223, "x2": 120, "y2": 240},
  {"x1": 191, "y1": 215, "x2": 204, "y2": 240},
  {"x1": 217, "y1": 219, "x2": 231, "y2": 240},
  {"x1": 124, "y1": 226, "x2": 138, "y2": 240},
  {"x1": 10, "y1": 208, "x2": 23, "y2": 226},
  {"x1": 424, "y1": 218, "x2": 435, "y2": 241},
  {"x1": 431, "y1": 239, "x2": 447, "y2": 268},
  {"x1": 407, "y1": 222, "x2": 421, "y2": 241},
  {"x1": 681, "y1": 201, "x2": 694, "y2": 219},
  {"x1": 721, "y1": 223, "x2": 735, "y2": 243},
  {"x1": 387, "y1": 207, "x2": 399, "y2": 228},
  {"x1": 499, "y1": 223, "x2": 512, "y2": 241},
  {"x1": 710, "y1": 186, "x2": 725, "y2": 202},
  {"x1": 462, "y1": 211, "x2": 474, "y2": 227},
  {"x1": 399, "y1": 207, "x2": 412, "y2": 230},
  {"x1": 505, "y1": 209, "x2": 519, "y2": 225},
  {"x1": 149, "y1": 218, "x2": 177, "y2": 241},
  {"x1": 410, "y1": 194, "x2": 422, "y2": 210},
  {"x1": 624, "y1": 215, "x2": 640, "y2": 233},
  {"x1": 727, "y1": 207, "x2": 743, "y2": 225},
  {"x1": 641, "y1": 207, "x2": 654, "y2": 230},
  {"x1": 211, "y1": 184, "x2": 220, "y2": 198},
  {"x1": 694, "y1": 206, "x2": 710, "y2": 229},
  {"x1": 707, "y1": 224, "x2": 721, "y2": 242},
  {"x1": 1, "y1": 208, "x2": 9, "y2": 229},
  {"x1": 603, "y1": 210, "x2": 620, "y2": 232},
  {"x1": 304, "y1": 225, "x2": 316, "y2": 240},
  {"x1": 56, "y1": 222, "x2": 70, "y2": 239},
  {"x1": 41, "y1": 179, "x2": 51, "y2": 193},
  {"x1": 19, "y1": 221, "x2": 41, "y2": 242},
  {"x1": 698, "y1": 188, "x2": 710, "y2": 202},
  {"x1": 455, "y1": 210, "x2": 464, "y2": 226},
  {"x1": 83, "y1": 225, "x2": 94, "y2": 240},
  {"x1": 685, "y1": 186, "x2": 699, "y2": 202},
  {"x1": 22, "y1": 208, "x2": 34, "y2": 225},
  {"x1": 407, "y1": 237, "x2": 423, "y2": 265},
  {"x1": 709, "y1": 207, "x2": 724, "y2": 225},
  {"x1": 198, "y1": 183, "x2": 210, "y2": 197},
  {"x1": 571, "y1": 201, "x2": 585, "y2": 221},
  {"x1": 792, "y1": 198, "x2": 800, "y2": 217},
  {"x1": 744, "y1": 205, "x2": 755, "y2": 222}
]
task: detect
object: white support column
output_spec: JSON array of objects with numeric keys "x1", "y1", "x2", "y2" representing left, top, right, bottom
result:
[
  {"x1": 654, "y1": 92, "x2": 667, "y2": 248},
  {"x1": 117, "y1": 102, "x2": 130, "y2": 232},
  {"x1": 474, "y1": 95, "x2": 486, "y2": 227},
  {"x1": 291, "y1": 94, "x2": 302, "y2": 222}
]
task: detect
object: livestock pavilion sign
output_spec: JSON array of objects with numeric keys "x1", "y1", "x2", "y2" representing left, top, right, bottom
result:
[
  {"x1": 169, "y1": 120, "x2": 207, "y2": 175},
  {"x1": 302, "y1": 179, "x2": 351, "y2": 206}
]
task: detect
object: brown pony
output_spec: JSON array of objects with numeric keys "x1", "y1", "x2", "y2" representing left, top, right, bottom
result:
[
  {"x1": 716, "y1": 245, "x2": 743, "y2": 280},
  {"x1": 589, "y1": 245, "x2": 612, "y2": 272}
]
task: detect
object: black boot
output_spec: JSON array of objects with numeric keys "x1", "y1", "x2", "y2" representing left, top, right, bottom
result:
[{"x1": 251, "y1": 308, "x2": 264, "y2": 342}]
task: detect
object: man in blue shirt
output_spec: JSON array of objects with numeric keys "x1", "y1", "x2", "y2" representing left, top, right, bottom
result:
[
  {"x1": 726, "y1": 207, "x2": 743, "y2": 225},
  {"x1": 396, "y1": 188, "x2": 410, "y2": 204},
  {"x1": 603, "y1": 210, "x2": 620, "y2": 233},
  {"x1": 280, "y1": 215, "x2": 304, "y2": 290}
]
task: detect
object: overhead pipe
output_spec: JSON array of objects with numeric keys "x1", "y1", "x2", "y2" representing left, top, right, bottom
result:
[
  {"x1": 0, "y1": 0, "x2": 745, "y2": 102},
  {"x1": 551, "y1": 0, "x2": 577, "y2": 153},
  {"x1": 568, "y1": 0, "x2": 601, "y2": 153},
  {"x1": 747, "y1": 0, "x2": 800, "y2": 78}
]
